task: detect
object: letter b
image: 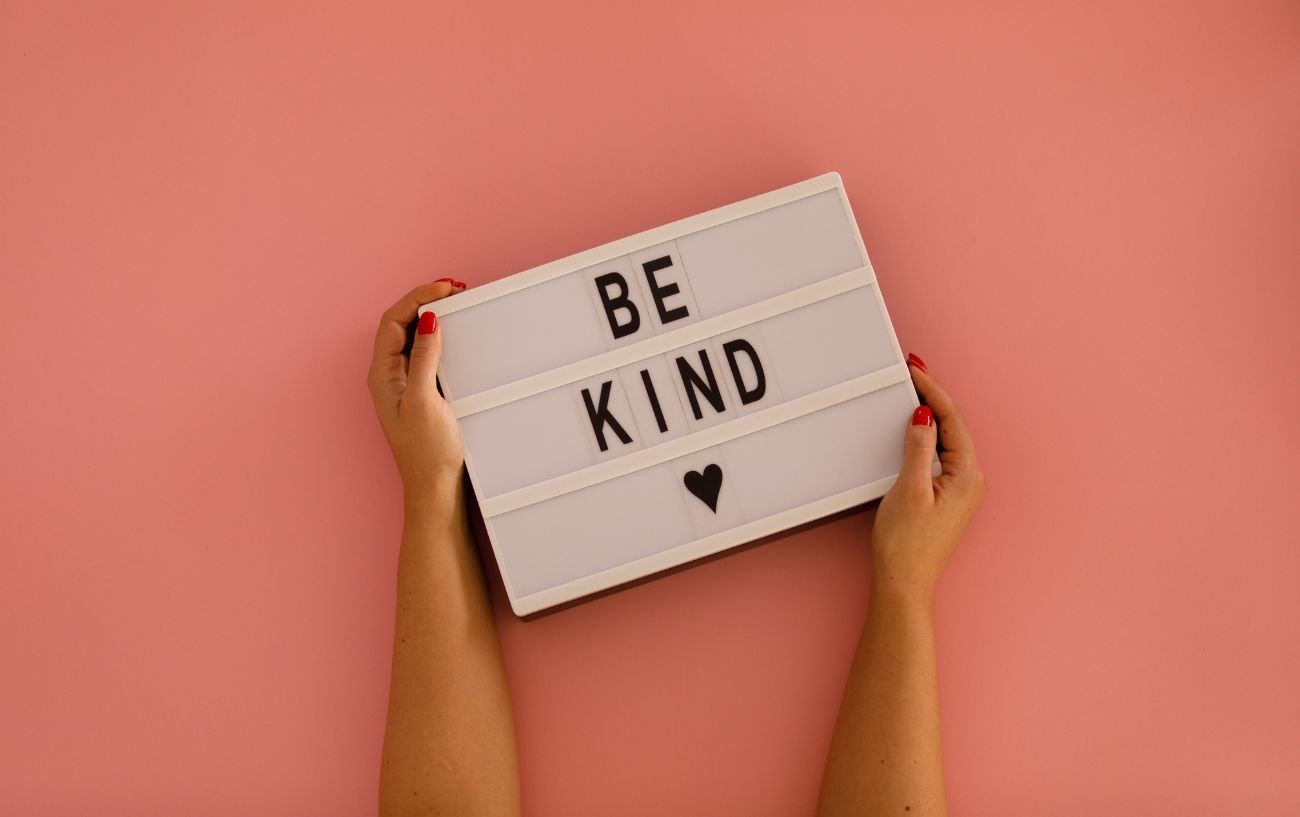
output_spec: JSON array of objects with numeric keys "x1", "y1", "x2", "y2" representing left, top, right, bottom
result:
[{"x1": 594, "y1": 272, "x2": 640, "y2": 340}]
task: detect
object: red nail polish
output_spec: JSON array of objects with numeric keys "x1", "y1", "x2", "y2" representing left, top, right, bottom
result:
[
  {"x1": 434, "y1": 277, "x2": 455, "y2": 284},
  {"x1": 912, "y1": 405, "x2": 933, "y2": 426},
  {"x1": 417, "y1": 311, "x2": 437, "y2": 335},
  {"x1": 452, "y1": 280, "x2": 467, "y2": 289},
  {"x1": 907, "y1": 353, "x2": 928, "y2": 372}
]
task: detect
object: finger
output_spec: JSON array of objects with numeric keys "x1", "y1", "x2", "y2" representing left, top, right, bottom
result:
[
  {"x1": 908, "y1": 361, "x2": 978, "y2": 472},
  {"x1": 371, "y1": 279, "x2": 461, "y2": 370},
  {"x1": 897, "y1": 403, "x2": 938, "y2": 500},
  {"x1": 402, "y1": 278, "x2": 468, "y2": 356},
  {"x1": 367, "y1": 280, "x2": 462, "y2": 411},
  {"x1": 406, "y1": 307, "x2": 443, "y2": 399}
]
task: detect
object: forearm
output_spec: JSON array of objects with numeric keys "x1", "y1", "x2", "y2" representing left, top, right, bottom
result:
[
  {"x1": 379, "y1": 474, "x2": 520, "y2": 817},
  {"x1": 816, "y1": 578, "x2": 946, "y2": 817}
]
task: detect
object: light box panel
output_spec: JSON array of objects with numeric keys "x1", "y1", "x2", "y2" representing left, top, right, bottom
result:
[{"x1": 419, "y1": 173, "x2": 933, "y2": 615}]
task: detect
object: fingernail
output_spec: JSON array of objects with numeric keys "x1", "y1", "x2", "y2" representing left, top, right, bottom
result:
[
  {"x1": 912, "y1": 405, "x2": 933, "y2": 427},
  {"x1": 434, "y1": 277, "x2": 455, "y2": 284},
  {"x1": 907, "y1": 352, "x2": 928, "y2": 372},
  {"x1": 417, "y1": 311, "x2": 438, "y2": 335},
  {"x1": 452, "y1": 280, "x2": 467, "y2": 289}
]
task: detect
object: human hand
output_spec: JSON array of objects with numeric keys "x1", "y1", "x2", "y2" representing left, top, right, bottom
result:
[
  {"x1": 367, "y1": 279, "x2": 468, "y2": 502},
  {"x1": 872, "y1": 354, "x2": 986, "y2": 599}
]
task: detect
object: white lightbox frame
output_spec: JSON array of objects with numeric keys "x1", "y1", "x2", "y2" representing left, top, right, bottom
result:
[{"x1": 419, "y1": 172, "x2": 932, "y2": 616}]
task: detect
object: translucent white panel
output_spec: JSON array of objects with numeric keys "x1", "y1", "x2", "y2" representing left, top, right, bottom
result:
[
  {"x1": 427, "y1": 176, "x2": 921, "y2": 613},
  {"x1": 722, "y1": 385, "x2": 914, "y2": 522},
  {"x1": 492, "y1": 463, "x2": 694, "y2": 597},
  {"x1": 679, "y1": 190, "x2": 864, "y2": 318},
  {"x1": 459, "y1": 387, "x2": 596, "y2": 498},
  {"x1": 438, "y1": 271, "x2": 608, "y2": 398},
  {"x1": 760, "y1": 288, "x2": 898, "y2": 399}
]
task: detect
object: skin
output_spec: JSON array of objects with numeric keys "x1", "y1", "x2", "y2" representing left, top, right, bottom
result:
[
  {"x1": 368, "y1": 282, "x2": 521, "y2": 817},
  {"x1": 370, "y1": 282, "x2": 983, "y2": 816},
  {"x1": 815, "y1": 361, "x2": 986, "y2": 817}
]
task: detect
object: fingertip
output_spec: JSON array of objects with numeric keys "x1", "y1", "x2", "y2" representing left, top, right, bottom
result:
[
  {"x1": 897, "y1": 405, "x2": 939, "y2": 498},
  {"x1": 904, "y1": 406, "x2": 937, "y2": 452},
  {"x1": 431, "y1": 277, "x2": 468, "y2": 294},
  {"x1": 909, "y1": 363, "x2": 935, "y2": 389},
  {"x1": 909, "y1": 363, "x2": 950, "y2": 413},
  {"x1": 407, "y1": 308, "x2": 444, "y2": 391},
  {"x1": 417, "y1": 310, "x2": 438, "y2": 336},
  {"x1": 907, "y1": 358, "x2": 937, "y2": 400}
]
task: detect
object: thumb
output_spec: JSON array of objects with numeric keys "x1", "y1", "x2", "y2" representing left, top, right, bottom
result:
[
  {"x1": 406, "y1": 308, "x2": 443, "y2": 400},
  {"x1": 897, "y1": 404, "x2": 938, "y2": 498}
]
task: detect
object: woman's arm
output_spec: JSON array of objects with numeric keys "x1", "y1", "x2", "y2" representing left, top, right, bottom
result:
[
  {"x1": 368, "y1": 282, "x2": 521, "y2": 817},
  {"x1": 816, "y1": 357, "x2": 986, "y2": 817}
]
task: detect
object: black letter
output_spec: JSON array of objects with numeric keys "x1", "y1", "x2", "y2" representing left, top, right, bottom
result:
[
  {"x1": 581, "y1": 381, "x2": 633, "y2": 452},
  {"x1": 594, "y1": 272, "x2": 640, "y2": 339},
  {"x1": 642, "y1": 255, "x2": 690, "y2": 325},
  {"x1": 639, "y1": 368, "x2": 668, "y2": 433},
  {"x1": 722, "y1": 338, "x2": 766, "y2": 405},
  {"x1": 675, "y1": 349, "x2": 726, "y2": 420}
]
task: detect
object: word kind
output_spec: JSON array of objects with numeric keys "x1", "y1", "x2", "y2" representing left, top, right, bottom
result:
[{"x1": 581, "y1": 251, "x2": 766, "y2": 454}]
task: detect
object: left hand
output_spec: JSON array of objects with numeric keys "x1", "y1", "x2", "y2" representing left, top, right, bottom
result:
[{"x1": 367, "y1": 279, "x2": 467, "y2": 499}]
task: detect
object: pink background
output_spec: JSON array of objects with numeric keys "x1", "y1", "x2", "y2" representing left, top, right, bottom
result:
[{"x1": 2, "y1": 2, "x2": 1298, "y2": 814}]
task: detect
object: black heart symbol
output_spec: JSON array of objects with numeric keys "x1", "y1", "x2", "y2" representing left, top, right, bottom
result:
[{"x1": 683, "y1": 463, "x2": 723, "y2": 513}]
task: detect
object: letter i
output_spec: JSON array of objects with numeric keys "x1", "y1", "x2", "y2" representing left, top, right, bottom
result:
[{"x1": 639, "y1": 369, "x2": 669, "y2": 433}]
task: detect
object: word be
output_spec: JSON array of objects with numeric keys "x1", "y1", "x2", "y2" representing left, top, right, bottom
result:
[{"x1": 594, "y1": 254, "x2": 692, "y2": 338}]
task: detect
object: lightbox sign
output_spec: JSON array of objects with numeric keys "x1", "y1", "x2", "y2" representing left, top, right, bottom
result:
[{"x1": 420, "y1": 173, "x2": 931, "y2": 615}]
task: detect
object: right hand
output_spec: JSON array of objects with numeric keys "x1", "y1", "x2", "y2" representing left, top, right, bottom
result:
[{"x1": 871, "y1": 354, "x2": 987, "y2": 597}]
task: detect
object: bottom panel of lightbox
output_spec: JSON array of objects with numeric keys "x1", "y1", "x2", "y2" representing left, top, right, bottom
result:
[{"x1": 489, "y1": 381, "x2": 916, "y2": 600}]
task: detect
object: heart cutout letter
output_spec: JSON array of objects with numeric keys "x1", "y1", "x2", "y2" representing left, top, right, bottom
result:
[{"x1": 683, "y1": 463, "x2": 723, "y2": 513}]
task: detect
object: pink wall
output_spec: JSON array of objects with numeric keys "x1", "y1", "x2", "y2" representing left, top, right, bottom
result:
[{"x1": 2, "y1": 2, "x2": 1297, "y2": 814}]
